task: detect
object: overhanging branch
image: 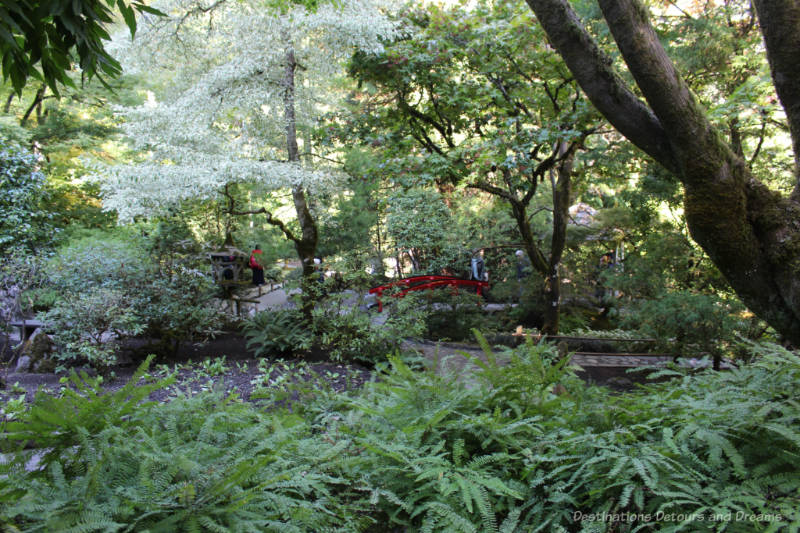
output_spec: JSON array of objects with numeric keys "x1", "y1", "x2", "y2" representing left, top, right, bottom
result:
[
  {"x1": 221, "y1": 184, "x2": 300, "y2": 244},
  {"x1": 524, "y1": 0, "x2": 679, "y2": 174}
]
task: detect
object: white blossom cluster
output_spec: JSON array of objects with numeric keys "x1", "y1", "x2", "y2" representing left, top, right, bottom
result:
[
  {"x1": 105, "y1": 158, "x2": 333, "y2": 222},
  {"x1": 102, "y1": 0, "x2": 398, "y2": 220}
]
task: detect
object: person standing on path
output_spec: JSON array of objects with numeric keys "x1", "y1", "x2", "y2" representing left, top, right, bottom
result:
[
  {"x1": 250, "y1": 245, "x2": 265, "y2": 286},
  {"x1": 515, "y1": 249, "x2": 531, "y2": 301}
]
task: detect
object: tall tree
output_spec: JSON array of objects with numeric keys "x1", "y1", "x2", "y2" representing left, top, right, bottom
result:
[
  {"x1": 524, "y1": 0, "x2": 800, "y2": 344},
  {"x1": 347, "y1": 1, "x2": 599, "y2": 332},
  {"x1": 103, "y1": 0, "x2": 395, "y2": 313}
]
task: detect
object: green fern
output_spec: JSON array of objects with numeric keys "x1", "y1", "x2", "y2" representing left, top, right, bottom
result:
[{"x1": 2, "y1": 339, "x2": 799, "y2": 532}]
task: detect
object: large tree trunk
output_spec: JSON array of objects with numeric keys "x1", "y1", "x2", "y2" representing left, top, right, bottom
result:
[
  {"x1": 283, "y1": 39, "x2": 319, "y2": 319},
  {"x1": 752, "y1": 0, "x2": 800, "y2": 197},
  {"x1": 509, "y1": 201, "x2": 548, "y2": 275},
  {"x1": 525, "y1": 0, "x2": 800, "y2": 345}
]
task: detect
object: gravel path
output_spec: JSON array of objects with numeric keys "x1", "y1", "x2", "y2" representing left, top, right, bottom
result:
[{"x1": 402, "y1": 339, "x2": 679, "y2": 390}]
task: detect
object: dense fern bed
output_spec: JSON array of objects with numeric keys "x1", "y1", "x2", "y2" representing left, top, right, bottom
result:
[{"x1": 1, "y1": 342, "x2": 799, "y2": 532}]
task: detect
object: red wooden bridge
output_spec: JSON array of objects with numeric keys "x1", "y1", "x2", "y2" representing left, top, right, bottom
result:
[{"x1": 369, "y1": 275, "x2": 489, "y2": 312}]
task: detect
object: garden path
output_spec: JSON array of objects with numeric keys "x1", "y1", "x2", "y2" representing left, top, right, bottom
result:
[{"x1": 403, "y1": 339, "x2": 686, "y2": 390}]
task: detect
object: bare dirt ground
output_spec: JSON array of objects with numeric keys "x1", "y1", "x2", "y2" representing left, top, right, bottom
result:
[
  {"x1": 1, "y1": 327, "x2": 672, "y2": 405},
  {"x1": 1, "y1": 333, "x2": 372, "y2": 404}
]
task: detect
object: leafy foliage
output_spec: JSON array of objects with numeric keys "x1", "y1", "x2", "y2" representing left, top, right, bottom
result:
[
  {"x1": 0, "y1": 139, "x2": 54, "y2": 253},
  {"x1": 0, "y1": 252, "x2": 47, "y2": 366},
  {"x1": 420, "y1": 289, "x2": 501, "y2": 341},
  {"x1": 3, "y1": 339, "x2": 798, "y2": 531},
  {"x1": 244, "y1": 281, "x2": 426, "y2": 365},
  {"x1": 43, "y1": 286, "x2": 144, "y2": 367},
  {"x1": 41, "y1": 231, "x2": 222, "y2": 367},
  {"x1": 102, "y1": 0, "x2": 396, "y2": 222},
  {"x1": 317, "y1": 152, "x2": 384, "y2": 263},
  {"x1": 243, "y1": 309, "x2": 312, "y2": 357},
  {"x1": 385, "y1": 188, "x2": 466, "y2": 275},
  {"x1": 1, "y1": 358, "x2": 360, "y2": 532},
  {"x1": 310, "y1": 288, "x2": 426, "y2": 365},
  {"x1": 2, "y1": 0, "x2": 800, "y2": 529},
  {"x1": 0, "y1": 0, "x2": 164, "y2": 94},
  {"x1": 627, "y1": 292, "x2": 748, "y2": 360}
]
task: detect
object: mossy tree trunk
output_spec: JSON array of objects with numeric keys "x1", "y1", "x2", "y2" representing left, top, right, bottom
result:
[{"x1": 525, "y1": 0, "x2": 800, "y2": 345}]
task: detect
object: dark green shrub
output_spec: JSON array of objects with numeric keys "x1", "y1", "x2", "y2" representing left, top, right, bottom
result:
[
  {"x1": 311, "y1": 289, "x2": 426, "y2": 365},
  {"x1": 385, "y1": 188, "x2": 467, "y2": 275},
  {"x1": 133, "y1": 274, "x2": 223, "y2": 355},
  {"x1": 0, "y1": 140, "x2": 55, "y2": 254},
  {"x1": 41, "y1": 232, "x2": 223, "y2": 367},
  {"x1": 146, "y1": 217, "x2": 201, "y2": 277},
  {"x1": 1, "y1": 253, "x2": 48, "y2": 365},
  {"x1": 243, "y1": 282, "x2": 425, "y2": 365},
  {"x1": 627, "y1": 291, "x2": 746, "y2": 364},
  {"x1": 18, "y1": 287, "x2": 60, "y2": 312},
  {"x1": 264, "y1": 266, "x2": 283, "y2": 283},
  {"x1": 42, "y1": 287, "x2": 144, "y2": 367},
  {"x1": 420, "y1": 288, "x2": 498, "y2": 341}
]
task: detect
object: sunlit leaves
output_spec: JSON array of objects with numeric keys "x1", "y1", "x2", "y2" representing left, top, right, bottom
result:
[
  {"x1": 102, "y1": 0, "x2": 397, "y2": 220},
  {"x1": 0, "y1": 0, "x2": 166, "y2": 95},
  {"x1": 0, "y1": 139, "x2": 53, "y2": 252}
]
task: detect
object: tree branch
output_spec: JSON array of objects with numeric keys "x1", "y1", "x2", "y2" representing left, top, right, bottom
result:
[
  {"x1": 499, "y1": 50, "x2": 538, "y2": 86},
  {"x1": 20, "y1": 84, "x2": 45, "y2": 127},
  {"x1": 301, "y1": 152, "x2": 343, "y2": 165},
  {"x1": 487, "y1": 73, "x2": 534, "y2": 120},
  {"x1": 524, "y1": 0, "x2": 679, "y2": 174},
  {"x1": 409, "y1": 125, "x2": 445, "y2": 156},
  {"x1": 221, "y1": 184, "x2": 301, "y2": 244},
  {"x1": 263, "y1": 210, "x2": 301, "y2": 244},
  {"x1": 4, "y1": 92, "x2": 14, "y2": 113},
  {"x1": 594, "y1": 0, "x2": 712, "y2": 153},
  {"x1": 469, "y1": 179, "x2": 518, "y2": 204},
  {"x1": 427, "y1": 82, "x2": 454, "y2": 139},
  {"x1": 748, "y1": 116, "x2": 767, "y2": 169},
  {"x1": 527, "y1": 206, "x2": 552, "y2": 223},
  {"x1": 397, "y1": 94, "x2": 455, "y2": 148},
  {"x1": 752, "y1": 0, "x2": 800, "y2": 190},
  {"x1": 175, "y1": 0, "x2": 228, "y2": 33}
]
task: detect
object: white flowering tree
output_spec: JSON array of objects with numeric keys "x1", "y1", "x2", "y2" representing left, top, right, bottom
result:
[{"x1": 103, "y1": 0, "x2": 396, "y2": 311}]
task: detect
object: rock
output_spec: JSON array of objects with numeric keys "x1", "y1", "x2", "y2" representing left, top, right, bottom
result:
[
  {"x1": 557, "y1": 341, "x2": 569, "y2": 359},
  {"x1": 15, "y1": 355, "x2": 31, "y2": 373},
  {"x1": 19, "y1": 328, "x2": 55, "y2": 373},
  {"x1": 604, "y1": 376, "x2": 634, "y2": 390},
  {"x1": 0, "y1": 334, "x2": 14, "y2": 362},
  {"x1": 33, "y1": 357, "x2": 56, "y2": 373}
]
